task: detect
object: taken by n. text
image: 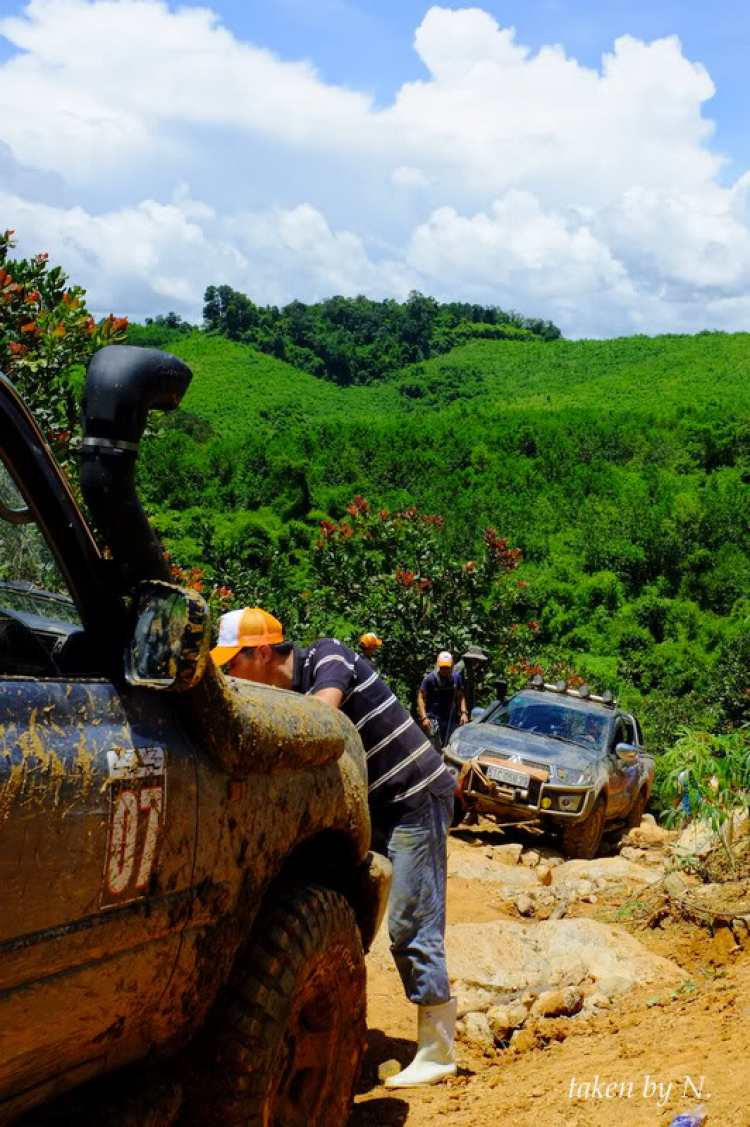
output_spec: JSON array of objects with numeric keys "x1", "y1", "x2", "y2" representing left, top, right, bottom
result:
[{"x1": 568, "y1": 1074, "x2": 709, "y2": 1108}]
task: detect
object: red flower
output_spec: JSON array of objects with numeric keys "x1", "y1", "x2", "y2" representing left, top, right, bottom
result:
[
  {"x1": 529, "y1": 621, "x2": 539, "y2": 633},
  {"x1": 418, "y1": 578, "x2": 432, "y2": 591},
  {"x1": 518, "y1": 579, "x2": 529, "y2": 588},
  {"x1": 396, "y1": 568, "x2": 416, "y2": 588},
  {"x1": 463, "y1": 561, "x2": 476, "y2": 572}
]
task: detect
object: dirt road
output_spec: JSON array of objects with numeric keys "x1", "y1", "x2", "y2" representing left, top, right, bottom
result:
[{"x1": 351, "y1": 821, "x2": 749, "y2": 1127}]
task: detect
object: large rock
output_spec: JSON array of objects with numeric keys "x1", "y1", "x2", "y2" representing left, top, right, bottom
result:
[
  {"x1": 445, "y1": 917, "x2": 686, "y2": 1008},
  {"x1": 671, "y1": 811, "x2": 750, "y2": 861},
  {"x1": 448, "y1": 856, "x2": 540, "y2": 885},
  {"x1": 493, "y1": 843, "x2": 524, "y2": 865},
  {"x1": 671, "y1": 821, "x2": 715, "y2": 859},
  {"x1": 530, "y1": 986, "x2": 584, "y2": 1018},
  {"x1": 623, "y1": 822, "x2": 676, "y2": 849},
  {"x1": 487, "y1": 1002, "x2": 529, "y2": 1041},
  {"x1": 520, "y1": 846, "x2": 565, "y2": 869},
  {"x1": 462, "y1": 1011, "x2": 495, "y2": 1049},
  {"x1": 552, "y1": 857, "x2": 663, "y2": 887}
]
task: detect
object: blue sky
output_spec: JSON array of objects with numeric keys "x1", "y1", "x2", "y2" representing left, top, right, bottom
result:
[
  {"x1": 180, "y1": 0, "x2": 749, "y2": 176},
  {"x1": 1, "y1": 1, "x2": 750, "y2": 337}
]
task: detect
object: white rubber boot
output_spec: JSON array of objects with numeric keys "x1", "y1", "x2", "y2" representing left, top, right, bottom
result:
[{"x1": 384, "y1": 997, "x2": 457, "y2": 1088}]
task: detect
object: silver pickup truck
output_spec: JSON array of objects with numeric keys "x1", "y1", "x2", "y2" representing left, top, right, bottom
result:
[{"x1": 445, "y1": 680, "x2": 654, "y2": 858}]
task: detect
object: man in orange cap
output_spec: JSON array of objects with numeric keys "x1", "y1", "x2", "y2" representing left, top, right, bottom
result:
[
  {"x1": 418, "y1": 652, "x2": 467, "y2": 751},
  {"x1": 210, "y1": 606, "x2": 287, "y2": 678},
  {"x1": 211, "y1": 608, "x2": 458, "y2": 1089},
  {"x1": 360, "y1": 631, "x2": 382, "y2": 662}
]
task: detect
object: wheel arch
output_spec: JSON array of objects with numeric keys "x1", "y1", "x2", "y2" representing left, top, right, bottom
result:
[{"x1": 278, "y1": 830, "x2": 390, "y2": 954}]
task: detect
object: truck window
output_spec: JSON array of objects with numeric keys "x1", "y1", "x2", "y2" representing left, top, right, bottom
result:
[
  {"x1": 619, "y1": 715, "x2": 636, "y2": 745},
  {"x1": 0, "y1": 461, "x2": 87, "y2": 676}
]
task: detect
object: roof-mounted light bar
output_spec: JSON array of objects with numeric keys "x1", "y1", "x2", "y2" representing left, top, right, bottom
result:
[{"x1": 527, "y1": 676, "x2": 616, "y2": 707}]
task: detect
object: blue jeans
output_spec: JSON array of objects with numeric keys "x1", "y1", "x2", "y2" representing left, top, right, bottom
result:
[{"x1": 372, "y1": 790, "x2": 453, "y2": 1006}]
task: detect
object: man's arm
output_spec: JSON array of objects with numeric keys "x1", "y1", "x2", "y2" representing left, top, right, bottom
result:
[
  {"x1": 313, "y1": 686, "x2": 345, "y2": 710},
  {"x1": 416, "y1": 688, "x2": 432, "y2": 732},
  {"x1": 456, "y1": 681, "x2": 469, "y2": 725}
]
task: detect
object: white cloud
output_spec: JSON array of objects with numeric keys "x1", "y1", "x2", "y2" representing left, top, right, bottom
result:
[
  {"x1": 391, "y1": 166, "x2": 432, "y2": 188},
  {"x1": 0, "y1": 185, "x2": 247, "y2": 320},
  {"x1": 0, "y1": 1, "x2": 749, "y2": 337},
  {"x1": 0, "y1": 188, "x2": 415, "y2": 319}
]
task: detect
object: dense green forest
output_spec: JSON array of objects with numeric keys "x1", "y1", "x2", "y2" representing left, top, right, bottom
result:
[
  {"x1": 128, "y1": 313, "x2": 750, "y2": 758},
  {"x1": 4, "y1": 226, "x2": 745, "y2": 818},
  {"x1": 138, "y1": 288, "x2": 561, "y2": 387}
]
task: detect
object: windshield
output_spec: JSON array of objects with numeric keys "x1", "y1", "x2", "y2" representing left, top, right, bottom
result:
[{"x1": 487, "y1": 696, "x2": 607, "y2": 751}]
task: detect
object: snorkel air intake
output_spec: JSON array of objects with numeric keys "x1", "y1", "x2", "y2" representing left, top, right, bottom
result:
[{"x1": 79, "y1": 345, "x2": 192, "y2": 588}]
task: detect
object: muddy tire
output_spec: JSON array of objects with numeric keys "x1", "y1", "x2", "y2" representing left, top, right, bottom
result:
[
  {"x1": 624, "y1": 788, "x2": 646, "y2": 832},
  {"x1": 561, "y1": 796, "x2": 606, "y2": 859},
  {"x1": 187, "y1": 882, "x2": 366, "y2": 1127}
]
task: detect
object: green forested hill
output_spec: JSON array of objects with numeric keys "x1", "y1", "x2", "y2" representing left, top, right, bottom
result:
[
  {"x1": 143, "y1": 331, "x2": 400, "y2": 441},
  {"x1": 387, "y1": 332, "x2": 750, "y2": 414},
  {"x1": 135, "y1": 327, "x2": 750, "y2": 431},
  {"x1": 134, "y1": 326, "x2": 749, "y2": 752}
]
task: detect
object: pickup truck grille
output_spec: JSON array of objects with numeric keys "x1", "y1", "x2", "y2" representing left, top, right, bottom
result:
[
  {"x1": 479, "y1": 750, "x2": 550, "y2": 775},
  {"x1": 521, "y1": 758, "x2": 550, "y2": 773}
]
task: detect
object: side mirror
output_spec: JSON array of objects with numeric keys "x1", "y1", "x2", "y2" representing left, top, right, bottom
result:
[
  {"x1": 125, "y1": 581, "x2": 210, "y2": 691},
  {"x1": 470, "y1": 706, "x2": 485, "y2": 720},
  {"x1": 615, "y1": 742, "x2": 638, "y2": 764}
]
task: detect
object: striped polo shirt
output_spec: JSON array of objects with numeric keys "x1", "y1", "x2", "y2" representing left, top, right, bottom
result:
[{"x1": 291, "y1": 639, "x2": 453, "y2": 824}]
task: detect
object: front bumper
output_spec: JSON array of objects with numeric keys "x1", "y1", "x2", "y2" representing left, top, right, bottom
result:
[{"x1": 445, "y1": 753, "x2": 596, "y2": 823}]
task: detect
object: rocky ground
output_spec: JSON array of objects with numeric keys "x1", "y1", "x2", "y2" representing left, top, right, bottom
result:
[{"x1": 350, "y1": 814, "x2": 750, "y2": 1127}]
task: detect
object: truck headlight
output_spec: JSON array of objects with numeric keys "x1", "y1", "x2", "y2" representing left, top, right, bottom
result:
[
  {"x1": 554, "y1": 766, "x2": 588, "y2": 785},
  {"x1": 558, "y1": 794, "x2": 583, "y2": 812}
]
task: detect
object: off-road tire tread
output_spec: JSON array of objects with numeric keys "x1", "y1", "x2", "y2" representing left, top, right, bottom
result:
[
  {"x1": 624, "y1": 788, "x2": 646, "y2": 832},
  {"x1": 561, "y1": 795, "x2": 606, "y2": 859},
  {"x1": 188, "y1": 881, "x2": 366, "y2": 1127}
]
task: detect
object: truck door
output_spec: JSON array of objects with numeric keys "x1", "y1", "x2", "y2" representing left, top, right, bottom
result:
[
  {"x1": 607, "y1": 714, "x2": 639, "y2": 816},
  {"x1": 0, "y1": 425, "x2": 197, "y2": 1119}
]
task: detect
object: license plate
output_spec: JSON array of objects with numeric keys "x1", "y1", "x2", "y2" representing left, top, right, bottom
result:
[{"x1": 485, "y1": 764, "x2": 529, "y2": 789}]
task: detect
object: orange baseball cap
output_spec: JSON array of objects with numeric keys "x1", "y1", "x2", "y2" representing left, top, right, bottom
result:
[
  {"x1": 360, "y1": 632, "x2": 382, "y2": 648},
  {"x1": 211, "y1": 607, "x2": 284, "y2": 666}
]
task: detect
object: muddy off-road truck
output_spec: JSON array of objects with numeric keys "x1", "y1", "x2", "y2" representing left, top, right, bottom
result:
[
  {"x1": 0, "y1": 347, "x2": 391, "y2": 1126},
  {"x1": 446, "y1": 679, "x2": 654, "y2": 859}
]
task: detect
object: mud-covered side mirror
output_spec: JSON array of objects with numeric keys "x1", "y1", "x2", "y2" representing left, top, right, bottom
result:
[
  {"x1": 615, "y1": 742, "x2": 638, "y2": 764},
  {"x1": 125, "y1": 580, "x2": 210, "y2": 691}
]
